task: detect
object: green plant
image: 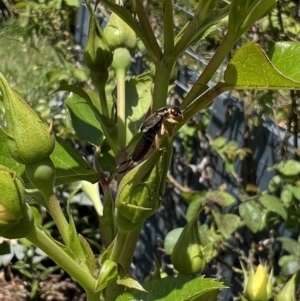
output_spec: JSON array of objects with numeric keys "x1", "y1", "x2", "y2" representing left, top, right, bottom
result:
[{"x1": 1, "y1": 0, "x2": 300, "y2": 300}]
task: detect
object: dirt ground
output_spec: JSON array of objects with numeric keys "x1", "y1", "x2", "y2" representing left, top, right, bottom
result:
[{"x1": 0, "y1": 271, "x2": 86, "y2": 301}]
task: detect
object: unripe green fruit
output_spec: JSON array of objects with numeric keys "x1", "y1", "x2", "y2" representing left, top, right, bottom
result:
[
  {"x1": 104, "y1": 13, "x2": 137, "y2": 51},
  {"x1": 0, "y1": 73, "x2": 55, "y2": 165},
  {"x1": 0, "y1": 165, "x2": 34, "y2": 239},
  {"x1": 172, "y1": 214, "x2": 205, "y2": 275},
  {"x1": 111, "y1": 48, "x2": 132, "y2": 72}
]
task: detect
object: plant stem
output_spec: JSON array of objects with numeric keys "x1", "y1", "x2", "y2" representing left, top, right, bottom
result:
[
  {"x1": 152, "y1": 59, "x2": 175, "y2": 111},
  {"x1": 47, "y1": 193, "x2": 70, "y2": 246},
  {"x1": 180, "y1": 32, "x2": 238, "y2": 110},
  {"x1": 119, "y1": 224, "x2": 142, "y2": 271},
  {"x1": 116, "y1": 68, "x2": 127, "y2": 150},
  {"x1": 26, "y1": 225, "x2": 99, "y2": 299},
  {"x1": 110, "y1": 230, "x2": 128, "y2": 262},
  {"x1": 91, "y1": 70, "x2": 110, "y2": 117},
  {"x1": 135, "y1": 0, "x2": 162, "y2": 63}
]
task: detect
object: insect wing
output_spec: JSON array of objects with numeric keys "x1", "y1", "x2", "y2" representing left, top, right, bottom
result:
[{"x1": 140, "y1": 112, "x2": 162, "y2": 133}]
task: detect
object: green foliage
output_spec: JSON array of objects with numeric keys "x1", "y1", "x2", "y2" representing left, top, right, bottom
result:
[{"x1": 1, "y1": 0, "x2": 300, "y2": 300}]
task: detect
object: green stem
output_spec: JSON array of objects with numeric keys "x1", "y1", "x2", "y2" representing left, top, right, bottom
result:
[
  {"x1": 91, "y1": 70, "x2": 110, "y2": 117},
  {"x1": 47, "y1": 193, "x2": 70, "y2": 246},
  {"x1": 26, "y1": 225, "x2": 98, "y2": 299},
  {"x1": 104, "y1": 230, "x2": 129, "y2": 301},
  {"x1": 110, "y1": 230, "x2": 128, "y2": 262},
  {"x1": 116, "y1": 68, "x2": 127, "y2": 150},
  {"x1": 180, "y1": 32, "x2": 238, "y2": 110},
  {"x1": 119, "y1": 224, "x2": 142, "y2": 271},
  {"x1": 152, "y1": 59, "x2": 175, "y2": 111},
  {"x1": 135, "y1": 0, "x2": 162, "y2": 63},
  {"x1": 163, "y1": 0, "x2": 175, "y2": 57}
]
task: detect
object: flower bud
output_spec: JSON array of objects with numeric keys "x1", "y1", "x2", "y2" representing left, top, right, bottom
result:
[
  {"x1": 0, "y1": 73, "x2": 55, "y2": 165},
  {"x1": 116, "y1": 138, "x2": 172, "y2": 232},
  {"x1": 104, "y1": 13, "x2": 137, "y2": 51},
  {"x1": 84, "y1": 4, "x2": 113, "y2": 72},
  {"x1": 0, "y1": 165, "x2": 34, "y2": 239},
  {"x1": 111, "y1": 47, "x2": 132, "y2": 73},
  {"x1": 245, "y1": 264, "x2": 268, "y2": 301},
  {"x1": 171, "y1": 214, "x2": 205, "y2": 275}
]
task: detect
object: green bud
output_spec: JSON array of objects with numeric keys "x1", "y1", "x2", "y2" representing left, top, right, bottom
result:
[
  {"x1": 25, "y1": 157, "x2": 55, "y2": 199},
  {"x1": 245, "y1": 264, "x2": 268, "y2": 301},
  {"x1": 116, "y1": 138, "x2": 172, "y2": 232},
  {"x1": 0, "y1": 165, "x2": 34, "y2": 239},
  {"x1": 0, "y1": 73, "x2": 55, "y2": 165},
  {"x1": 275, "y1": 274, "x2": 296, "y2": 301},
  {"x1": 171, "y1": 213, "x2": 205, "y2": 275},
  {"x1": 84, "y1": 3, "x2": 113, "y2": 72},
  {"x1": 111, "y1": 47, "x2": 132, "y2": 73},
  {"x1": 104, "y1": 13, "x2": 137, "y2": 51}
]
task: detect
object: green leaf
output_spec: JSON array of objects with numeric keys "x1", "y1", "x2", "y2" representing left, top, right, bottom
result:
[
  {"x1": 0, "y1": 131, "x2": 99, "y2": 185},
  {"x1": 206, "y1": 191, "x2": 236, "y2": 207},
  {"x1": 212, "y1": 211, "x2": 243, "y2": 239},
  {"x1": 51, "y1": 136, "x2": 100, "y2": 186},
  {"x1": 292, "y1": 186, "x2": 300, "y2": 201},
  {"x1": 57, "y1": 85, "x2": 118, "y2": 153},
  {"x1": 276, "y1": 160, "x2": 300, "y2": 176},
  {"x1": 239, "y1": 201, "x2": 266, "y2": 233},
  {"x1": 78, "y1": 234, "x2": 96, "y2": 275},
  {"x1": 268, "y1": 42, "x2": 300, "y2": 82},
  {"x1": 277, "y1": 237, "x2": 300, "y2": 257},
  {"x1": 281, "y1": 184, "x2": 294, "y2": 207},
  {"x1": 64, "y1": 0, "x2": 79, "y2": 7},
  {"x1": 278, "y1": 255, "x2": 300, "y2": 275},
  {"x1": 228, "y1": 0, "x2": 276, "y2": 36},
  {"x1": 125, "y1": 73, "x2": 152, "y2": 144},
  {"x1": 66, "y1": 91, "x2": 104, "y2": 145},
  {"x1": 115, "y1": 275, "x2": 225, "y2": 301},
  {"x1": 117, "y1": 271, "x2": 147, "y2": 292},
  {"x1": 211, "y1": 137, "x2": 227, "y2": 150},
  {"x1": 259, "y1": 194, "x2": 287, "y2": 220},
  {"x1": 224, "y1": 43, "x2": 300, "y2": 90},
  {"x1": 164, "y1": 228, "x2": 183, "y2": 255}
]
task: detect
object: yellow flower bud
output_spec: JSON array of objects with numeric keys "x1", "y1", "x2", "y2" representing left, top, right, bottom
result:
[
  {"x1": 0, "y1": 73, "x2": 55, "y2": 165},
  {"x1": 245, "y1": 264, "x2": 268, "y2": 301}
]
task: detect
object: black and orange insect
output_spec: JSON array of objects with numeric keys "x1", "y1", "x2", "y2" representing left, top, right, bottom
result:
[{"x1": 118, "y1": 106, "x2": 183, "y2": 173}]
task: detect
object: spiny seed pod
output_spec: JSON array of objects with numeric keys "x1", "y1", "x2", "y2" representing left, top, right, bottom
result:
[
  {"x1": 104, "y1": 13, "x2": 137, "y2": 51},
  {"x1": 84, "y1": 3, "x2": 113, "y2": 72},
  {"x1": 0, "y1": 165, "x2": 34, "y2": 239},
  {"x1": 171, "y1": 214, "x2": 205, "y2": 275},
  {"x1": 0, "y1": 73, "x2": 55, "y2": 165},
  {"x1": 116, "y1": 137, "x2": 172, "y2": 232}
]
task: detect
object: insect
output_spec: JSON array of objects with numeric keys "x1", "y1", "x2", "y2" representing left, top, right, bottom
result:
[{"x1": 117, "y1": 106, "x2": 183, "y2": 173}]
